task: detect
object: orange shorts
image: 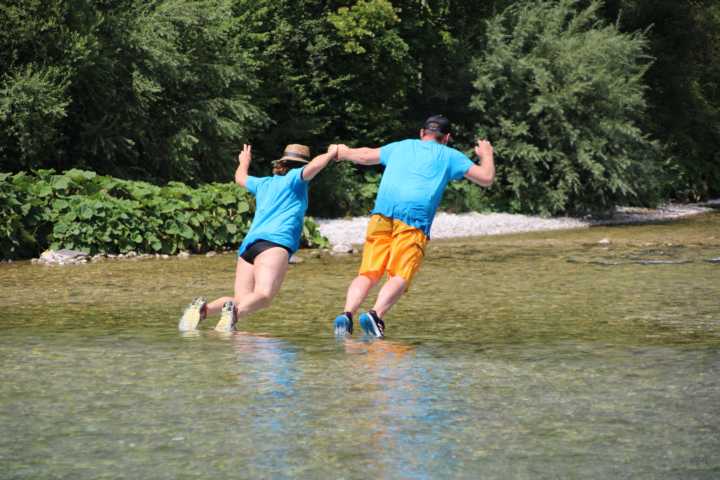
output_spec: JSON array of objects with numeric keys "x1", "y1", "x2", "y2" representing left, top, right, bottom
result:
[{"x1": 359, "y1": 214, "x2": 428, "y2": 286}]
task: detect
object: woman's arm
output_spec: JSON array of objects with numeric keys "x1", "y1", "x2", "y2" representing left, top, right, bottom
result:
[
  {"x1": 302, "y1": 144, "x2": 338, "y2": 181},
  {"x1": 234, "y1": 144, "x2": 251, "y2": 187},
  {"x1": 464, "y1": 139, "x2": 495, "y2": 187},
  {"x1": 337, "y1": 144, "x2": 381, "y2": 165}
]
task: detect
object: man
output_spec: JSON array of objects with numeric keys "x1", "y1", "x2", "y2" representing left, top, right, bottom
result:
[{"x1": 333, "y1": 115, "x2": 495, "y2": 338}]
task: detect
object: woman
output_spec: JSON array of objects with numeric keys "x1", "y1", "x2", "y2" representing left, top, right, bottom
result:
[{"x1": 179, "y1": 143, "x2": 337, "y2": 332}]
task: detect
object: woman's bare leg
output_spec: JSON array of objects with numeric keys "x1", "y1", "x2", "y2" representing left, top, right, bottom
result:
[
  {"x1": 205, "y1": 256, "x2": 255, "y2": 316},
  {"x1": 234, "y1": 247, "x2": 289, "y2": 318}
]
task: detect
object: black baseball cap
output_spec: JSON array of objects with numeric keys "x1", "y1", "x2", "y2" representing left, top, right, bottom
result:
[{"x1": 423, "y1": 115, "x2": 451, "y2": 135}]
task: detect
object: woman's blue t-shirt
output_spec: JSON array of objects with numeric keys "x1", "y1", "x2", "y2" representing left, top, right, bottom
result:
[
  {"x1": 238, "y1": 167, "x2": 308, "y2": 255},
  {"x1": 373, "y1": 139, "x2": 473, "y2": 236}
]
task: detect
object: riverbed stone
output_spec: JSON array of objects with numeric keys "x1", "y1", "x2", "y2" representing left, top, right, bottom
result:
[
  {"x1": 597, "y1": 238, "x2": 611, "y2": 245},
  {"x1": 331, "y1": 243, "x2": 354, "y2": 255},
  {"x1": 636, "y1": 259, "x2": 691, "y2": 265},
  {"x1": 289, "y1": 255, "x2": 303, "y2": 264},
  {"x1": 206, "y1": 251, "x2": 217, "y2": 257},
  {"x1": 39, "y1": 249, "x2": 90, "y2": 265},
  {"x1": 178, "y1": 251, "x2": 190, "y2": 259}
]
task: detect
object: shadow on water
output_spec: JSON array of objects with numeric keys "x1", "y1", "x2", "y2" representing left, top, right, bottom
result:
[{"x1": 1, "y1": 212, "x2": 719, "y2": 478}]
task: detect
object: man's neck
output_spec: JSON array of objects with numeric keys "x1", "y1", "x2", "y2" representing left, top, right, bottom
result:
[{"x1": 420, "y1": 135, "x2": 445, "y2": 144}]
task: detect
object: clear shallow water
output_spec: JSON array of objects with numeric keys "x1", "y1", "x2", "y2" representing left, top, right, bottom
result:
[{"x1": 1, "y1": 213, "x2": 719, "y2": 479}]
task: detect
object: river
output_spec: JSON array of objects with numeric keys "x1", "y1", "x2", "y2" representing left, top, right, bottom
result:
[{"x1": 1, "y1": 212, "x2": 718, "y2": 478}]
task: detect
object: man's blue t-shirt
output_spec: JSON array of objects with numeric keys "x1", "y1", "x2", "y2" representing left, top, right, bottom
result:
[
  {"x1": 373, "y1": 139, "x2": 474, "y2": 236},
  {"x1": 238, "y1": 167, "x2": 308, "y2": 255}
]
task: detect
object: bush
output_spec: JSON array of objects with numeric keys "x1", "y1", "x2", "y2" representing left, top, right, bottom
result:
[
  {"x1": 0, "y1": 169, "x2": 327, "y2": 260},
  {"x1": 0, "y1": 0, "x2": 266, "y2": 182},
  {"x1": 441, "y1": 177, "x2": 495, "y2": 213},
  {"x1": 471, "y1": 0, "x2": 661, "y2": 215},
  {"x1": 308, "y1": 162, "x2": 381, "y2": 218},
  {"x1": 0, "y1": 65, "x2": 70, "y2": 171}
]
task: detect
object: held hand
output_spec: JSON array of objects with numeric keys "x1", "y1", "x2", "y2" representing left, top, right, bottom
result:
[
  {"x1": 474, "y1": 139, "x2": 493, "y2": 160},
  {"x1": 238, "y1": 144, "x2": 252, "y2": 164},
  {"x1": 327, "y1": 144, "x2": 339, "y2": 160},
  {"x1": 336, "y1": 144, "x2": 349, "y2": 162}
]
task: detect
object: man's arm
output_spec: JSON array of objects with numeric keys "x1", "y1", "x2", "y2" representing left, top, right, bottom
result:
[
  {"x1": 234, "y1": 144, "x2": 251, "y2": 187},
  {"x1": 302, "y1": 145, "x2": 338, "y2": 181},
  {"x1": 465, "y1": 139, "x2": 495, "y2": 187},
  {"x1": 337, "y1": 144, "x2": 381, "y2": 165}
]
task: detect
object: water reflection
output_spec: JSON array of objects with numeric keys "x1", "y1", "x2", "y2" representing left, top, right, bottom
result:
[
  {"x1": 229, "y1": 331, "x2": 298, "y2": 399},
  {"x1": 217, "y1": 332, "x2": 428, "y2": 477},
  {"x1": 340, "y1": 339, "x2": 432, "y2": 477}
]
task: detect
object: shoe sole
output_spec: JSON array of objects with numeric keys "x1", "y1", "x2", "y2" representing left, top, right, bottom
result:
[
  {"x1": 178, "y1": 299, "x2": 206, "y2": 331},
  {"x1": 215, "y1": 303, "x2": 237, "y2": 332},
  {"x1": 333, "y1": 316, "x2": 352, "y2": 337},
  {"x1": 334, "y1": 323, "x2": 348, "y2": 337},
  {"x1": 360, "y1": 314, "x2": 383, "y2": 338}
]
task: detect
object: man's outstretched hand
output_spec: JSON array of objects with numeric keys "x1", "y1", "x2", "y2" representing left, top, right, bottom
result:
[
  {"x1": 335, "y1": 144, "x2": 349, "y2": 161},
  {"x1": 474, "y1": 139, "x2": 493, "y2": 160}
]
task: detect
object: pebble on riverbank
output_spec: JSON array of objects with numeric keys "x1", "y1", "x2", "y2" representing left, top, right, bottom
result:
[
  {"x1": 316, "y1": 202, "x2": 716, "y2": 247},
  {"x1": 28, "y1": 247, "x2": 237, "y2": 265},
  {"x1": 36, "y1": 249, "x2": 89, "y2": 265},
  {"x1": 19, "y1": 200, "x2": 718, "y2": 266},
  {"x1": 331, "y1": 243, "x2": 355, "y2": 255}
]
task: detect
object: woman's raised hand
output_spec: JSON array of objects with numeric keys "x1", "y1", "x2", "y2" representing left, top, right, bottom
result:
[{"x1": 238, "y1": 144, "x2": 252, "y2": 164}]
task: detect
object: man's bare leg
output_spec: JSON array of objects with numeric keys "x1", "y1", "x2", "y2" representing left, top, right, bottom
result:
[
  {"x1": 371, "y1": 275, "x2": 406, "y2": 319},
  {"x1": 343, "y1": 274, "x2": 379, "y2": 317}
]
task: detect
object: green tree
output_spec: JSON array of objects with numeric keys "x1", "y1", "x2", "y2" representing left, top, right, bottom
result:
[
  {"x1": 471, "y1": 0, "x2": 660, "y2": 215},
  {"x1": 0, "y1": 0, "x2": 266, "y2": 183},
  {"x1": 0, "y1": 65, "x2": 70, "y2": 170},
  {"x1": 67, "y1": 0, "x2": 266, "y2": 182},
  {"x1": 0, "y1": 0, "x2": 88, "y2": 171},
  {"x1": 232, "y1": 0, "x2": 416, "y2": 216},
  {"x1": 602, "y1": 0, "x2": 720, "y2": 199}
]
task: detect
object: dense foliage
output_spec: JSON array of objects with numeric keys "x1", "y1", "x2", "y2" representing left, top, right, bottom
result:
[
  {"x1": 0, "y1": 0, "x2": 265, "y2": 182},
  {"x1": 0, "y1": 169, "x2": 327, "y2": 260},
  {"x1": 601, "y1": 0, "x2": 720, "y2": 200},
  {"x1": 471, "y1": 0, "x2": 659, "y2": 215},
  {"x1": 1, "y1": 0, "x2": 719, "y2": 222}
]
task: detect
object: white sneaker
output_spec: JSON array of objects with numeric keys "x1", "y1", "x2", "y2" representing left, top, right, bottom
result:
[
  {"x1": 178, "y1": 297, "x2": 207, "y2": 331},
  {"x1": 214, "y1": 301, "x2": 237, "y2": 332}
]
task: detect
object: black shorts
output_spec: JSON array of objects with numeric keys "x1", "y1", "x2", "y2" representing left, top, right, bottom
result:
[{"x1": 239, "y1": 240, "x2": 292, "y2": 265}]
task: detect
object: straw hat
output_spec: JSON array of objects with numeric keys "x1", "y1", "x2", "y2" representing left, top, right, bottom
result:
[{"x1": 273, "y1": 144, "x2": 310, "y2": 164}]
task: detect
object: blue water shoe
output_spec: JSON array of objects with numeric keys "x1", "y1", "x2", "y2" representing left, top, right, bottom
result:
[
  {"x1": 359, "y1": 310, "x2": 385, "y2": 338},
  {"x1": 334, "y1": 312, "x2": 353, "y2": 337}
]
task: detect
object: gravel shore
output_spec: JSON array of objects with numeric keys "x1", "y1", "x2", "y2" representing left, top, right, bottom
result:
[{"x1": 316, "y1": 203, "x2": 716, "y2": 247}]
